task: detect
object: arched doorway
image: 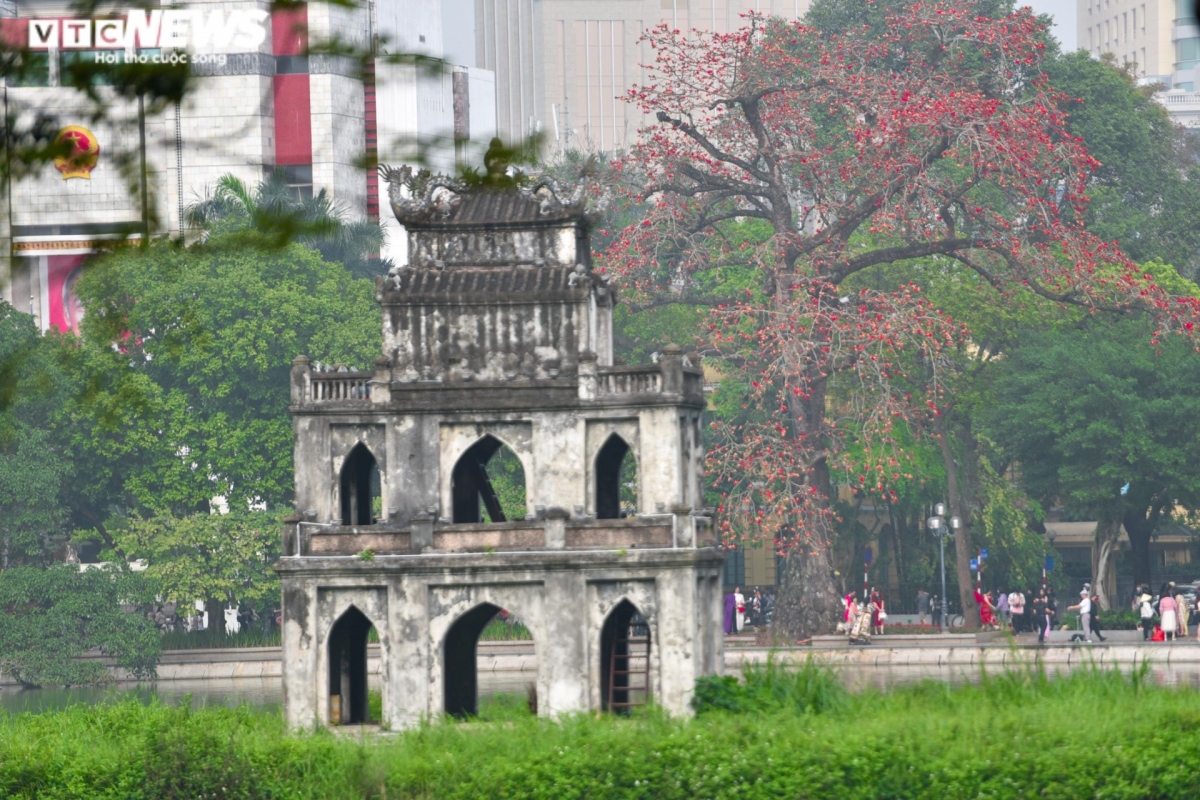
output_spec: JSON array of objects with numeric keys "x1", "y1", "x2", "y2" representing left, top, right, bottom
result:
[
  {"x1": 443, "y1": 602, "x2": 503, "y2": 718},
  {"x1": 328, "y1": 606, "x2": 375, "y2": 724},
  {"x1": 340, "y1": 443, "x2": 380, "y2": 526},
  {"x1": 451, "y1": 435, "x2": 526, "y2": 523},
  {"x1": 596, "y1": 435, "x2": 637, "y2": 519},
  {"x1": 600, "y1": 600, "x2": 651, "y2": 714}
]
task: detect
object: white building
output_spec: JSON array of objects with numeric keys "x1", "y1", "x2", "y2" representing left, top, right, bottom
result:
[
  {"x1": 0, "y1": 0, "x2": 496, "y2": 330},
  {"x1": 470, "y1": 0, "x2": 811, "y2": 154}
]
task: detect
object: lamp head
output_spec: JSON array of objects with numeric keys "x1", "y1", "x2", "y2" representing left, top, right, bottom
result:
[
  {"x1": 950, "y1": 516, "x2": 961, "y2": 530},
  {"x1": 927, "y1": 516, "x2": 941, "y2": 531},
  {"x1": 934, "y1": 503, "x2": 946, "y2": 516}
]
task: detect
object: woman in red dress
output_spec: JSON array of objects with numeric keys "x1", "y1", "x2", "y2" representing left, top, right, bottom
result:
[
  {"x1": 976, "y1": 589, "x2": 998, "y2": 628},
  {"x1": 869, "y1": 589, "x2": 885, "y2": 635}
]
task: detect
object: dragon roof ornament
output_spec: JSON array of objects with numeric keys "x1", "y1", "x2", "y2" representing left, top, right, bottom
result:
[{"x1": 379, "y1": 164, "x2": 609, "y2": 228}]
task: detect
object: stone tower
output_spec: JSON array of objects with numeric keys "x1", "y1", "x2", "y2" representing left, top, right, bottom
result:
[{"x1": 277, "y1": 169, "x2": 724, "y2": 730}]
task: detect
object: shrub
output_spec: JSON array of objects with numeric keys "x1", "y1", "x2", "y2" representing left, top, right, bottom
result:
[
  {"x1": 693, "y1": 656, "x2": 845, "y2": 716},
  {"x1": 0, "y1": 564, "x2": 159, "y2": 686},
  {"x1": 2, "y1": 661, "x2": 1199, "y2": 798}
]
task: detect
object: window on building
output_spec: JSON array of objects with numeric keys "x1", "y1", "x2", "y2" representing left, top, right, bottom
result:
[
  {"x1": 8, "y1": 52, "x2": 51, "y2": 87},
  {"x1": 450, "y1": 434, "x2": 527, "y2": 523},
  {"x1": 1179, "y1": 0, "x2": 1198, "y2": 23},
  {"x1": 1177, "y1": 36, "x2": 1200, "y2": 71},
  {"x1": 275, "y1": 54, "x2": 309, "y2": 75},
  {"x1": 327, "y1": 606, "x2": 376, "y2": 724},
  {"x1": 1143, "y1": 3, "x2": 1148, "y2": 33},
  {"x1": 1133, "y1": 8, "x2": 1137, "y2": 35},
  {"x1": 595, "y1": 434, "x2": 637, "y2": 519},
  {"x1": 1124, "y1": 12, "x2": 1128, "y2": 42},
  {"x1": 275, "y1": 164, "x2": 314, "y2": 200},
  {"x1": 339, "y1": 442, "x2": 380, "y2": 526},
  {"x1": 60, "y1": 50, "x2": 115, "y2": 87}
]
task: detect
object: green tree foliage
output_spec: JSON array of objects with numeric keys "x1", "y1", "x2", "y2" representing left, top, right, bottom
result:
[
  {"x1": 68, "y1": 234, "x2": 380, "y2": 513},
  {"x1": 0, "y1": 304, "x2": 71, "y2": 565},
  {"x1": 0, "y1": 427, "x2": 68, "y2": 568},
  {"x1": 114, "y1": 511, "x2": 282, "y2": 612},
  {"x1": 1044, "y1": 52, "x2": 1200, "y2": 276},
  {"x1": 986, "y1": 316, "x2": 1200, "y2": 587},
  {"x1": 0, "y1": 564, "x2": 159, "y2": 687},
  {"x1": 185, "y1": 172, "x2": 389, "y2": 279},
  {"x1": 479, "y1": 447, "x2": 527, "y2": 523}
]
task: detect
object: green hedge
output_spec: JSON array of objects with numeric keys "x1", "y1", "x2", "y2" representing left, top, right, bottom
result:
[{"x1": 1, "y1": 661, "x2": 1197, "y2": 799}]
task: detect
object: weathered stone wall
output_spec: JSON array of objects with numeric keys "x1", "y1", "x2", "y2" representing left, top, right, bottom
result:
[{"x1": 278, "y1": 548, "x2": 724, "y2": 730}]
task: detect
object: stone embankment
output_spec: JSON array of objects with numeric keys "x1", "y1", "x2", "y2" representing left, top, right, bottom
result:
[{"x1": 4, "y1": 632, "x2": 1195, "y2": 687}]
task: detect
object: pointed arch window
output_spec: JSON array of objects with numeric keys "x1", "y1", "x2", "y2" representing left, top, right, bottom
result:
[
  {"x1": 328, "y1": 606, "x2": 375, "y2": 724},
  {"x1": 451, "y1": 435, "x2": 526, "y2": 523},
  {"x1": 340, "y1": 443, "x2": 380, "y2": 526},
  {"x1": 600, "y1": 599, "x2": 650, "y2": 714},
  {"x1": 596, "y1": 434, "x2": 637, "y2": 519}
]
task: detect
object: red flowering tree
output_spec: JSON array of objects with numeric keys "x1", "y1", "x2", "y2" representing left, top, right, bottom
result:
[{"x1": 608, "y1": 3, "x2": 1199, "y2": 638}]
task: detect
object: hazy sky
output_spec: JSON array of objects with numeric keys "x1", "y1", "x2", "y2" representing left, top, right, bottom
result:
[
  {"x1": 438, "y1": 0, "x2": 1081, "y2": 70},
  {"x1": 1023, "y1": 0, "x2": 1078, "y2": 52}
]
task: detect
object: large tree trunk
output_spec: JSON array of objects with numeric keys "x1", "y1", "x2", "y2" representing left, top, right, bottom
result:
[
  {"x1": 773, "y1": 539, "x2": 843, "y2": 641},
  {"x1": 1091, "y1": 513, "x2": 1122, "y2": 610},
  {"x1": 770, "y1": 387, "x2": 842, "y2": 641},
  {"x1": 1123, "y1": 508, "x2": 1157, "y2": 589},
  {"x1": 935, "y1": 412, "x2": 979, "y2": 628}
]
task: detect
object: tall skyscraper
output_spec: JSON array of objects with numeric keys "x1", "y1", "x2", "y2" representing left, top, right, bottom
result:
[{"x1": 474, "y1": 0, "x2": 811, "y2": 153}]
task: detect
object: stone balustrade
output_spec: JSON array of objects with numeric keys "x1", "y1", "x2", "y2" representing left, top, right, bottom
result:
[
  {"x1": 310, "y1": 371, "x2": 373, "y2": 402},
  {"x1": 283, "y1": 512, "x2": 715, "y2": 558},
  {"x1": 597, "y1": 366, "x2": 662, "y2": 396},
  {"x1": 290, "y1": 347, "x2": 706, "y2": 408}
]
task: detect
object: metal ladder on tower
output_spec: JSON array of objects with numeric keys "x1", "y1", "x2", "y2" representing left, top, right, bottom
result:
[{"x1": 607, "y1": 620, "x2": 651, "y2": 712}]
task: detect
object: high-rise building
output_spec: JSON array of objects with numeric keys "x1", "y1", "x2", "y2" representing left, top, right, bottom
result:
[
  {"x1": 1077, "y1": 0, "x2": 1199, "y2": 90},
  {"x1": 474, "y1": 0, "x2": 810, "y2": 153},
  {"x1": 0, "y1": 0, "x2": 496, "y2": 331}
]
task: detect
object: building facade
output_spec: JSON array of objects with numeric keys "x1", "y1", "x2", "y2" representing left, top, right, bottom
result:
[
  {"x1": 277, "y1": 173, "x2": 723, "y2": 729},
  {"x1": 474, "y1": 0, "x2": 810, "y2": 152},
  {"x1": 0, "y1": 0, "x2": 496, "y2": 331},
  {"x1": 1076, "y1": 0, "x2": 1200, "y2": 92}
]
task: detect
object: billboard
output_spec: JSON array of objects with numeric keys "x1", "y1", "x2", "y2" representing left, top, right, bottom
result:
[{"x1": 46, "y1": 254, "x2": 87, "y2": 334}]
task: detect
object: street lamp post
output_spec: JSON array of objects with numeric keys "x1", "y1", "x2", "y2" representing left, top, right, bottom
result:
[{"x1": 927, "y1": 503, "x2": 962, "y2": 633}]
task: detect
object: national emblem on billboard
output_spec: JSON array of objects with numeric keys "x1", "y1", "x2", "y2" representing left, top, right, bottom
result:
[{"x1": 52, "y1": 125, "x2": 100, "y2": 180}]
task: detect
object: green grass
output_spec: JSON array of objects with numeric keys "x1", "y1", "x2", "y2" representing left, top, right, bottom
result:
[
  {"x1": 478, "y1": 618, "x2": 533, "y2": 641},
  {"x1": 159, "y1": 627, "x2": 283, "y2": 650},
  {"x1": 1, "y1": 660, "x2": 1198, "y2": 798}
]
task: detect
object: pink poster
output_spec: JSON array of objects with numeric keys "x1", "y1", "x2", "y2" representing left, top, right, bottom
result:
[{"x1": 45, "y1": 254, "x2": 86, "y2": 334}]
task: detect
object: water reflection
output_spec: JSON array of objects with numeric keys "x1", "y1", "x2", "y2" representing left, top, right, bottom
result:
[
  {"x1": 0, "y1": 678, "x2": 284, "y2": 715},
  {"x1": 839, "y1": 662, "x2": 1200, "y2": 692},
  {"x1": 5, "y1": 662, "x2": 1199, "y2": 715}
]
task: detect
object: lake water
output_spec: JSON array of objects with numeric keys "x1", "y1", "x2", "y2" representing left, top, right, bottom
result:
[{"x1": 5, "y1": 660, "x2": 1200, "y2": 715}]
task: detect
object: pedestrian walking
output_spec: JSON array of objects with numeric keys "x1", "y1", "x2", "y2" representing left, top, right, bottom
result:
[
  {"x1": 917, "y1": 589, "x2": 931, "y2": 625},
  {"x1": 1032, "y1": 589, "x2": 1051, "y2": 644},
  {"x1": 870, "y1": 589, "x2": 886, "y2": 636},
  {"x1": 1178, "y1": 592, "x2": 1191, "y2": 638},
  {"x1": 1160, "y1": 590, "x2": 1179, "y2": 642},
  {"x1": 734, "y1": 586, "x2": 746, "y2": 632},
  {"x1": 1137, "y1": 585, "x2": 1155, "y2": 641},
  {"x1": 997, "y1": 589, "x2": 1010, "y2": 628},
  {"x1": 1068, "y1": 589, "x2": 1094, "y2": 643},
  {"x1": 840, "y1": 592, "x2": 857, "y2": 633},
  {"x1": 1008, "y1": 589, "x2": 1026, "y2": 634}
]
